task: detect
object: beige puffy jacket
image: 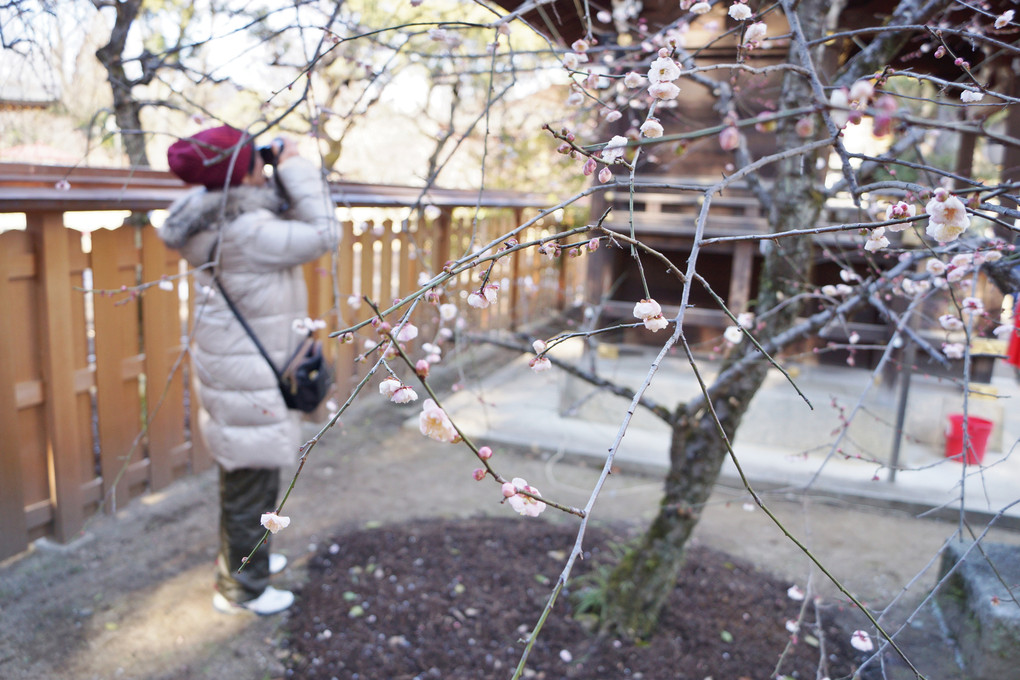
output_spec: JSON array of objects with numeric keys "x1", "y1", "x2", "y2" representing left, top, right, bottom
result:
[{"x1": 158, "y1": 158, "x2": 339, "y2": 470}]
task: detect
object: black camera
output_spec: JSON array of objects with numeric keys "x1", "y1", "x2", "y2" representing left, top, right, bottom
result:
[{"x1": 257, "y1": 138, "x2": 284, "y2": 166}]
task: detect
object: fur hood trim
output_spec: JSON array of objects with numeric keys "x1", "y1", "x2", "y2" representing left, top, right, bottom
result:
[{"x1": 159, "y1": 185, "x2": 286, "y2": 249}]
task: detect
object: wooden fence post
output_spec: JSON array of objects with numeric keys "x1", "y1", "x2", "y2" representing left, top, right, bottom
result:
[{"x1": 28, "y1": 212, "x2": 86, "y2": 543}]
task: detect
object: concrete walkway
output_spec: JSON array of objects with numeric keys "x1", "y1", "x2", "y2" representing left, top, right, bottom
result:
[{"x1": 437, "y1": 339, "x2": 1020, "y2": 528}]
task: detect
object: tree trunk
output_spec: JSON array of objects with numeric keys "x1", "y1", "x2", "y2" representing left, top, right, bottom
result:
[
  {"x1": 596, "y1": 0, "x2": 829, "y2": 639},
  {"x1": 95, "y1": 0, "x2": 150, "y2": 167}
]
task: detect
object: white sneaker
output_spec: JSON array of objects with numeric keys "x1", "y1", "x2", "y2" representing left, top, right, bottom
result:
[
  {"x1": 269, "y1": 553, "x2": 288, "y2": 575},
  {"x1": 213, "y1": 586, "x2": 295, "y2": 615}
]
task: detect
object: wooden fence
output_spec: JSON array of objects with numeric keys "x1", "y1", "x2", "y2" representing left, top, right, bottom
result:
[{"x1": 0, "y1": 164, "x2": 584, "y2": 561}]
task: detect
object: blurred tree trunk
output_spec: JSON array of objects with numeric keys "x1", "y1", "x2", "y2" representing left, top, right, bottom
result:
[
  {"x1": 596, "y1": 0, "x2": 829, "y2": 639},
  {"x1": 94, "y1": 0, "x2": 150, "y2": 167}
]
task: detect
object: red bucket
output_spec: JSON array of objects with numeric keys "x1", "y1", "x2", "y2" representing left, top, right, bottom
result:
[{"x1": 944, "y1": 414, "x2": 994, "y2": 465}]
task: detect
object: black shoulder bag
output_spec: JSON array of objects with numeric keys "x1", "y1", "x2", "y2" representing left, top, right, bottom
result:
[{"x1": 214, "y1": 278, "x2": 333, "y2": 413}]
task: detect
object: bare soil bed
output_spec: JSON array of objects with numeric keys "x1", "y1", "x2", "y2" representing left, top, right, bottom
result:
[{"x1": 283, "y1": 517, "x2": 863, "y2": 679}]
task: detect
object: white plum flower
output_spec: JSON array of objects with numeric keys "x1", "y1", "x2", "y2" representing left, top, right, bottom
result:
[
  {"x1": 849, "y1": 79, "x2": 874, "y2": 104},
  {"x1": 532, "y1": 339, "x2": 547, "y2": 353},
  {"x1": 961, "y1": 296, "x2": 984, "y2": 317},
  {"x1": 260, "y1": 512, "x2": 291, "y2": 534},
  {"x1": 943, "y1": 342, "x2": 965, "y2": 359},
  {"x1": 601, "y1": 135, "x2": 629, "y2": 162},
  {"x1": 960, "y1": 89, "x2": 983, "y2": 103},
  {"x1": 995, "y1": 10, "x2": 1014, "y2": 29},
  {"x1": 419, "y1": 399, "x2": 460, "y2": 443},
  {"x1": 633, "y1": 298, "x2": 662, "y2": 320},
  {"x1": 744, "y1": 21, "x2": 767, "y2": 45},
  {"x1": 623, "y1": 71, "x2": 643, "y2": 88},
  {"x1": 690, "y1": 1, "x2": 712, "y2": 14},
  {"x1": 728, "y1": 3, "x2": 752, "y2": 20},
  {"x1": 529, "y1": 356, "x2": 552, "y2": 372},
  {"x1": 439, "y1": 303, "x2": 458, "y2": 321},
  {"x1": 828, "y1": 89, "x2": 850, "y2": 128},
  {"x1": 724, "y1": 325, "x2": 743, "y2": 344},
  {"x1": 648, "y1": 56, "x2": 682, "y2": 82},
  {"x1": 394, "y1": 323, "x2": 419, "y2": 343},
  {"x1": 505, "y1": 478, "x2": 547, "y2": 517},
  {"x1": 939, "y1": 314, "x2": 964, "y2": 331},
  {"x1": 390, "y1": 385, "x2": 418, "y2": 404},
  {"x1": 787, "y1": 585, "x2": 805, "y2": 601},
  {"x1": 467, "y1": 292, "x2": 488, "y2": 308},
  {"x1": 864, "y1": 227, "x2": 890, "y2": 252},
  {"x1": 379, "y1": 377, "x2": 402, "y2": 397},
  {"x1": 640, "y1": 118, "x2": 664, "y2": 138},
  {"x1": 926, "y1": 259, "x2": 947, "y2": 276},
  {"x1": 925, "y1": 191, "x2": 970, "y2": 243},
  {"x1": 648, "y1": 81, "x2": 681, "y2": 100},
  {"x1": 736, "y1": 312, "x2": 755, "y2": 327},
  {"x1": 643, "y1": 315, "x2": 669, "y2": 332},
  {"x1": 850, "y1": 630, "x2": 874, "y2": 652}
]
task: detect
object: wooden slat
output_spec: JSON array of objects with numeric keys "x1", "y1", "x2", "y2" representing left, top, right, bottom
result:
[
  {"x1": 29, "y1": 211, "x2": 86, "y2": 543},
  {"x1": 0, "y1": 233, "x2": 29, "y2": 560},
  {"x1": 141, "y1": 226, "x2": 188, "y2": 489},
  {"x1": 91, "y1": 227, "x2": 145, "y2": 512}
]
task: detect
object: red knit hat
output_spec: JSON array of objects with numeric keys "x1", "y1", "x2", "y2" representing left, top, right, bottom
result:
[{"x1": 167, "y1": 126, "x2": 253, "y2": 189}]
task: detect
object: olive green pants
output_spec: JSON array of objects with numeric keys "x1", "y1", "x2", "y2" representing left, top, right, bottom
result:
[{"x1": 216, "y1": 467, "x2": 280, "y2": 603}]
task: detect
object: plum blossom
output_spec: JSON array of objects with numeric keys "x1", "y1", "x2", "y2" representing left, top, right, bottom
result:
[
  {"x1": 943, "y1": 342, "x2": 965, "y2": 359},
  {"x1": 649, "y1": 81, "x2": 681, "y2": 100},
  {"x1": 529, "y1": 356, "x2": 552, "y2": 372},
  {"x1": 379, "y1": 377, "x2": 402, "y2": 398},
  {"x1": 601, "y1": 135, "x2": 629, "y2": 162},
  {"x1": 419, "y1": 399, "x2": 460, "y2": 443},
  {"x1": 828, "y1": 89, "x2": 850, "y2": 128},
  {"x1": 260, "y1": 512, "x2": 291, "y2": 534},
  {"x1": 719, "y1": 125, "x2": 741, "y2": 150},
  {"x1": 633, "y1": 298, "x2": 662, "y2": 319},
  {"x1": 926, "y1": 259, "x2": 947, "y2": 276},
  {"x1": 995, "y1": 10, "x2": 1014, "y2": 28},
  {"x1": 624, "y1": 71, "x2": 644, "y2": 88},
  {"x1": 939, "y1": 314, "x2": 964, "y2": 331},
  {"x1": 390, "y1": 385, "x2": 418, "y2": 403},
  {"x1": 737, "y1": 311, "x2": 755, "y2": 328},
  {"x1": 850, "y1": 630, "x2": 874, "y2": 652},
  {"x1": 394, "y1": 323, "x2": 418, "y2": 343},
  {"x1": 728, "y1": 2, "x2": 752, "y2": 20},
  {"x1": 960, "y1": 89, "x2": 983, "y2": 103},
  {"x1": 864, "y1": 227, "x2": 890, "y2": 252},
  {"x1": 571, "y1": 39, "x2": 589, "y2": 52},
  {"x1": 925, "y1": 190, "x2": 970, "y2": 243},
  {"x1": 644, "y1": 315, "x2": 669, "y2": 331},
  {"x1": 690, "y1": 1, "x2": 711, "y2": 13},
  {"x1": 648, "y1": 56, "x2": 681, "y2": 83},
  {"x1": 884, "y1": 201, "x2": 917, "y2": 231},
  {"x1": 743, "y1": 21, "x2": 767, "y2": 46},
  {"x1": 724, "y1": 325, "x2": 743, "y2": 344},
  {"x1": 640, "y1": 118, "x2": 664, "y2": 138},
  {"x1": 504, "y1": 478, "x2": 547, "y2": 517},
  {"x1": 849, "y1": 79, "x2": 874, "y2": 104},
  {"x1": 961, "y1": 296, "x2": 984, "y2": 317},
  {"x1": 787, "y1": 585, "x2": 805, "y2": 601},
  {"x1": 347, "y1": 294, "x2": 362, "y2": 310},
  {"x1": 598, "y1": 166, "x2": 614, "y2": 183},
  {"x1": 439, "y1": 303, "x2": 458, "y2": 321}
]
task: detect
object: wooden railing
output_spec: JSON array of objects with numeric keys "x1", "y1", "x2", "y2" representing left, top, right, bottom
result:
[{"x1": 0, "y1": 164, "x2": 583, "y2": 560}]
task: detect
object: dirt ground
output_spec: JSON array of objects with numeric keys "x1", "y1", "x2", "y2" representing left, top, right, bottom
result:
[{"x1": 3, "y1": 353, "x2": 1018, "y2": 680}]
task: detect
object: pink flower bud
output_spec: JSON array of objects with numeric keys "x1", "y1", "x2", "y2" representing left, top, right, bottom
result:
[
  {"x1": 582, "y1": 157, "x2": 597, "y2": 176},
  {"x1": 598, "y1": 166, "x2": 613, "y2": 183},
  {"x1": 478, "y1": 446, "x2": 493, "y2": 460},
  {"x1": 415, "y1": 359, "x2": 430, "y2": 378},
  {"x1": 502, "y1": 482, "x2": 517, "y2": 497},
  {"x1": 719, "y1": 125, "x2": 740, "y2": 151},
  {"x1": 934, "y1": 45, "x2": 946, "y2": 58},
  {"x1": 557, "y1": 143, "x2": 571, "y2": 154},
  {"x1": 473, "y1": 468, "x2": 487, "y2": 481}
]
